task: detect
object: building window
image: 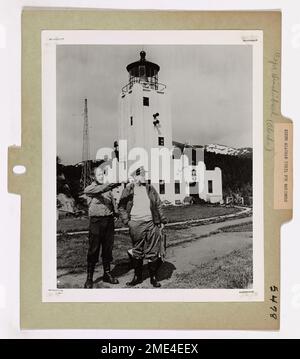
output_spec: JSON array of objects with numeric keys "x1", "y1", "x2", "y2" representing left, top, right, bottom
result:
[
  {"x1": 208, "y1": 180, "x2": 213, "y2": 194},
  {"x1": 143, "y1": 97, "x2": 149, "y2": 106},
  {"x1": 158, "y1": 137, "x2": 164, "y2": 146},
  {"x1": 130, "y1": 116, "x2": 133, "y2": 126},
  {"x1": 191, "y1": 169, "x2": 197, "y2": 181},
  {"x1": 175, "y1": 180, "x2": 180, "y2": 194},
  {"x1": 159, "y1": 180, "x2": 165, "y2": 195}
]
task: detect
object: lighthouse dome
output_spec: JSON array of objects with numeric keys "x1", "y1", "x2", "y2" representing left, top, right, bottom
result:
[
  {"x1": 122, "y1": 51, "x2": 165, "y2": 94},
  {"x1": 126, "y1": 51, "x2": 160, "y2": 78}
]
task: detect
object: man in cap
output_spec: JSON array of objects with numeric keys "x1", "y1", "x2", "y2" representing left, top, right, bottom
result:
[
  {"x1": 118, "y1": 167, "x2": 168, "y2": 287},
  {"x1": 83, "y1": 165, "x2": 120, "y2": 288}
]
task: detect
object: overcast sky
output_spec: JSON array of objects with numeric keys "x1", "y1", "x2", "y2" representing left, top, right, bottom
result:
[{"x1": 57, "y1": 44, "x2": 252, "y2": 165}]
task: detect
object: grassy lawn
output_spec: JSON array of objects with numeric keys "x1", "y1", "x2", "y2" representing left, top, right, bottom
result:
[
  {"x1": 220, "y1": 221, "x2": 252, "y2": 232},
  {"x1": 57, "y1": 231, "x2": 131, "y2": 272},
  {"x1": 57, "y1": 215, "x2": 253, "y2": 289},
  {"x1": 57, "y1": 204, "x2": 241, "y2": 233},
  {"x1": 164, "y1": 243, "x2": 253, "y2": 289},
  {"x1": 57, "y1": 218, "x2": 252, "y2": 273}
]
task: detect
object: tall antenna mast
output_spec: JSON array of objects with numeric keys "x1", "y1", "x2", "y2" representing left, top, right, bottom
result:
[{"x1": 80, "y1": 98, "x2": 92, "y2": 189}]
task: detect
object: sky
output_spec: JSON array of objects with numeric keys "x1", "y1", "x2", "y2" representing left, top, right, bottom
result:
[{"x1": 57, "y1": 44, "x2": 252, "y2": 165}]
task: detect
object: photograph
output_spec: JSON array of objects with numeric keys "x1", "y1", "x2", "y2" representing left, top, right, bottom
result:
[
  {"x1": 40, "y1": 30, "x2": 263, "y2": 302},
  {"x1": 56, "y1": 42, "x2": 254, "y2": 291}
]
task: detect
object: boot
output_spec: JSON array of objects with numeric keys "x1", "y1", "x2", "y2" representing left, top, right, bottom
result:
[
  {"x1": 126, "y1": 258, "x2": 143, "y2": 286},
  {"x1": 84, "y1": 262, "x2": 95, "y2": 289},
  {"x1": 127, "y1": 249, "x2": 133, "y2": 269},
  {"x1": 148, "y1": 258, "x2": 162, "y2": 288},
  {"x1": 103, "y1": 262, "x2": 119, "y2": 284}
]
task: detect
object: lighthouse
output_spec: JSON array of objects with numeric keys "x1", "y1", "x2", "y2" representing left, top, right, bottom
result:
[
  {"x1": 118, "y1": 51, "x2": 174, "y2": 201},
  {"x1": 117, "y1": 50, "x2": 223, "y2": 205}
]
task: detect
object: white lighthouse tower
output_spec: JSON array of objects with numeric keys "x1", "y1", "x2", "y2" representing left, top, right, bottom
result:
[
  {"x1": 117, "y1": 50, "x2": 223, "y2": 205},
  {"x1": 118, "y1": 51, "x2": 173, "y2": 201}
]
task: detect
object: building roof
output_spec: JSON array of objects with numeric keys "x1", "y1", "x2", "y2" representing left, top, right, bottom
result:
[{"x1": 126, "y1": 51, "x2": 160, "y2": 76}]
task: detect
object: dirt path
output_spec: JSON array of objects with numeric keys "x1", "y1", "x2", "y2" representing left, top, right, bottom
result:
[{"x1": 57, "y1": 216, "x2": 252, "y2": 289}]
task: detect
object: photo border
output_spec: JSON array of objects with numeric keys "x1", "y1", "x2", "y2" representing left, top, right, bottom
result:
[
  {"x1": 42, "y1": 30, "x2": 264, "y2": 303},
  {"x1": 7, "y1": 9, "x2": 292, "y2": 329}
]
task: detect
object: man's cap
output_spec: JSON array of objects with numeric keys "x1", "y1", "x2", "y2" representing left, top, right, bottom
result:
[{"x1": 131, "y1": 166, "x2": 147, "y2": 176}]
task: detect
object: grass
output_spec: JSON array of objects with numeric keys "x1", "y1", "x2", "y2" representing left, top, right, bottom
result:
[
  {"x1": 57, "y1": 224, "x2": 199, "y2": 272},
  {"x1": 57, "y1": 219, "x2": 252, "y2": 273},
  {"x1": 164, "y1": 244, "x2": 253, "y2": 289},
  {"x1": 220, "y1": 221, "x2": 252, "y2": 232},
  {"x1": 58, "y1": 233, "x2": 253, "y2": 289},
  {"x1": 57, "y1": 217, "x2": 253, "y2": 289},
  {"x1": 57, "y1": 204, "x2": 241, "y2": 233},
  {"x1": 57, "y1": 232, "x2": 131, "y2": 273}
]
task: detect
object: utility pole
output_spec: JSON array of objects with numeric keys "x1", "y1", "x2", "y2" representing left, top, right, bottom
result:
[{"x1": 80, "y1": 98, "x2": 92, "y2": 189}]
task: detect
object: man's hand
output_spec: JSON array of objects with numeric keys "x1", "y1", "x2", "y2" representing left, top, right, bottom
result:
[{"x1": 158, "y1": 223, "x2": 165, "y2": 230}]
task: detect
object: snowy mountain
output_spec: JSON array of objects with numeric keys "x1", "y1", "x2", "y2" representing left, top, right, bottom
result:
[{"x1": 204, "y1": 144, "x2": 252, "y2": 158}]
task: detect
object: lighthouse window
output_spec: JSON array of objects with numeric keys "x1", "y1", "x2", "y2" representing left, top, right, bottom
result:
[
  {"x1": 130, "y1": 116, "x2": 133, "y2": 126},
  {"x1": 175, "y1": 181, "x2": 180, "y2": 194},
  {"x1": 208, "y1": 180, "x2": 213, "y2": 193},
  {"x1": 143, "y1": 97, "x2": 149, "y2": 106},
  {"x1": 159, "y1": 180, "x2": 165, "y2": 195},
  {"x1": 158, "y1": 137, "x2": 164, "y2": 146},
  {"x1": 139, "y1": 65, "x2": 146, "y2": 77}
]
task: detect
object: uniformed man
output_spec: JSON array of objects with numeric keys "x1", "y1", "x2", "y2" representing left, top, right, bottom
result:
[{"x1": 83, "y1": 166, "x2": 120, "y2": 288}]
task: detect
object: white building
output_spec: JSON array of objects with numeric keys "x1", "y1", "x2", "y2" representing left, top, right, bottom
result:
[{"x1": 117, "y1": 51, "x2": 223, "y2": 205}]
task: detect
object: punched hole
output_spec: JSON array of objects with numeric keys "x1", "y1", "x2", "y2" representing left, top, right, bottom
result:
[{"x1": 13, "y1": 165, "x2": 26, "y2": 175}]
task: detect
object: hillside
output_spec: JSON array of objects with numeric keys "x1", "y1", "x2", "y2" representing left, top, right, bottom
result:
[
  {"x1": 204, "y1": 150, "x2": 252, "y2": 198},
  {"x1": 205, "y1": 144, "x2": 252, "y2": 158}
]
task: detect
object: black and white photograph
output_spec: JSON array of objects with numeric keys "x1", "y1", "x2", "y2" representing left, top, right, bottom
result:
[{"x1": 42, "y1": 31, "x2": 263, "y2": 301}]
